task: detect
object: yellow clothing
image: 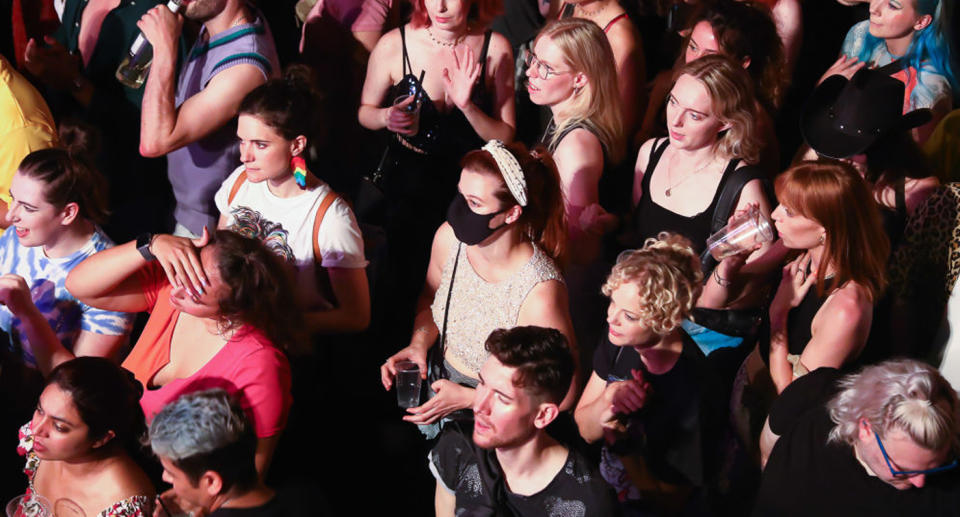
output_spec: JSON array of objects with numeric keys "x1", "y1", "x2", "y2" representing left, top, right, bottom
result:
[
  {"x1": 925, "y1": 109, "x2": 960, "y2": 183},
  {"x1": 0, "y1": 55, "x2": 57, "y2": 205}
]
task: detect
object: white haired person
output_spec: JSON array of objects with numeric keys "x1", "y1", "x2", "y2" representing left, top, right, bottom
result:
[
  {"x1": 380, "y1": 140, "x2": 575, "y2": 436},
  {"x1": 148, "y1": 389, "x2": 306, "y2": 516},
  {"x1": 756, "y1": 359, "x2": 960, "y2": 515}
]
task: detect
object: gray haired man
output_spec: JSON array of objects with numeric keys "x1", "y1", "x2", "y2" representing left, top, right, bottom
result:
[{"x1": 149, "y1": 389, "x2": 286, "y2": 516}]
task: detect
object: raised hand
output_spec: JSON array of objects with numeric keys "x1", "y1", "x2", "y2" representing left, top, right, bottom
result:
[
  {"x1": 772, "y1": 251, "x2": 817, "y2": 314},
  {"x1": 23, "y1": 36, "x2": 81, "y2": 91},
  {"x1": 0, "y1": 275, "x2": 36, "y2": 317},
  {"x1": 818, "y1": 54, "x2": 866, "y2": 85},
  {"x1": 148, "y1": 227, "x2": 211, "y2": 298},
  {"x1": 442, "y1": 44, "x2": 482, "y2": 111}
]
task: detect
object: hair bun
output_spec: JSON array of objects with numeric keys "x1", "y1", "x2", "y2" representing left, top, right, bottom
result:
[
  {"x1": 58, "y1": 119, "x2": 101, "y2": 162},
  {"x1": 283, "y1": 63, "x2": 318, "y2": 94}
]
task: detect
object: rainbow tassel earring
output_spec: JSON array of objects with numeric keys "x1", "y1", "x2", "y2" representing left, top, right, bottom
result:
[{"x1": 291, "y1": 155, "x2": 308, "y2": 189}]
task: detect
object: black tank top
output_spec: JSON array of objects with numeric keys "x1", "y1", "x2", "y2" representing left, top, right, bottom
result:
[
  {"x1": 388, "y1": 25, "x2": 493, "y2": 156},
  {"x1": 786, "y1": 280, "x2": 833, "y2": 356},
  {"x1": 632, "y1": 138, "x2": 742, "y2": 255}
]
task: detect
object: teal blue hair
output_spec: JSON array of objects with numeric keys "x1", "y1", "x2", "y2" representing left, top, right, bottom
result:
[{"x1": 855, "y1": 0, "x2": 958, "y2": 100}]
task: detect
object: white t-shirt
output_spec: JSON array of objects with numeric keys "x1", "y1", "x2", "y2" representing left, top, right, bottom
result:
[{"x1": 215, "y1": 165, "x2": 368, "y2": 309}]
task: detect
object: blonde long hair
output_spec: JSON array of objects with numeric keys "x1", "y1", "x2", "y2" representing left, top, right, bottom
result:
[{"x1": 536, "y1": 18, "x2": 624, "y2": 163}]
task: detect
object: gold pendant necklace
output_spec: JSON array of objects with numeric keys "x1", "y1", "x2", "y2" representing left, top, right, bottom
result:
[{"x1": 664, "y1": 152, "x2": 713, "y2": 197}]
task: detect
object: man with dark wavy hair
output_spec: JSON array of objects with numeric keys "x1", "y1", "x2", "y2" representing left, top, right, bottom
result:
[{"x1": 430, "y1": 326, "x2": 619, "y2": 517}]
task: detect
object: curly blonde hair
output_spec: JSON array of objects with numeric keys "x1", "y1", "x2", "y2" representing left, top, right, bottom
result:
[{"x1": 601, "y1": 233, "x2": 703, "y2": 335}]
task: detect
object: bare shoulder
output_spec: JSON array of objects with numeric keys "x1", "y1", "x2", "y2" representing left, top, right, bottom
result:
[
  {"x1": 486, "y1": 31, "x2": 513, "y2": 58},
  {"x1": 557, "y1": 127, "x2": 603, "y2": 157},
  {"x1": 101, "y1": 456, "x2": 155, "y2": 501},
  {"x1": 370, "y1": 27, "x2": 403, "y2": 58},
  {"x1": 635, "y1": 137, "x2": 658, "y2": 171},
  {"x1": 824, "y1": 281, "x2": 872, "y2": 321},
  {"x1": 526, "y1": 278, "x2": 568, "y2": 307},
  {"x1": 433, "y1": 222, "x2": 458, "y2": 256},
  {"x1": 605, "y1": 20, "x2": 639, "y2": 51}
]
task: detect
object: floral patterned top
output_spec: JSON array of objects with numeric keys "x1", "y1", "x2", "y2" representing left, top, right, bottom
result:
[{"x1": 16, "y1": 422, "x2": 153, "y2": 517}]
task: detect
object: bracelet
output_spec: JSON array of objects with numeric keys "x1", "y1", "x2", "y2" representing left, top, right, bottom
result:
[{"x1": 713, "y1": 268, "x2": 733, "y2": 287}]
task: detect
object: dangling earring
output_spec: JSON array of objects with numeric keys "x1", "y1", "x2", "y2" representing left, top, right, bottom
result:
[{"x1": 291, "y1": 155, "x2": 308, "y2": 189}]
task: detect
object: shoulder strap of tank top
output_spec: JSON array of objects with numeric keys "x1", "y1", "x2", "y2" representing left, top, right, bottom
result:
[
  {"x1": 642, "y1": 138, "x2": 670, "y2": 190},
  {"x1": 603, "y1": 12, "x2": 628, "y2": 33},
  {"x1": 400, "y1": 24, "x2": 412, "y2": 75},
  {"x1": 560, "y1": 2, "x2": 574, "y2": 18},
  {"x1": 896, "y1": 177, "x2": 907, "y2": 217},
  {"x1": 698, "y1": 162, "x2": 772, "y2": 273},
  {"x1": 479, "y1": 30, "x2": 493, "y2": 78}
]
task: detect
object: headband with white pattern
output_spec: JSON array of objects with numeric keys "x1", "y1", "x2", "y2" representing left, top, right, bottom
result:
[{"x1": 482, "y1": 140, "x2": 528, "y2": 207}]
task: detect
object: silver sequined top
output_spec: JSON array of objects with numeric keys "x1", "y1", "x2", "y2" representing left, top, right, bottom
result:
[{"x1": 431, "y1": 242, "x2": 564, "y2": 374}]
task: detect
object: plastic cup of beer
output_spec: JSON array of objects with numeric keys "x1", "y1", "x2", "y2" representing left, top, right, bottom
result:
[
  {"x1": 6, "y1": 494, "x2": 52, "y2": 517},
  {"x1": 395, "y1": 360, "x2": 422, "y2": 409},
  {"x1": 393, "y1": 95, "x2": 421, "y2": 136},
  {"x1": 705, "y1": 205, "x2": 774, "y2": 261}
]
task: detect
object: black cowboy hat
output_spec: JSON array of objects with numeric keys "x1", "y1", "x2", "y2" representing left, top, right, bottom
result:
[{"x1": 800, "y1": 68, "x2": 932, "y2": 159}]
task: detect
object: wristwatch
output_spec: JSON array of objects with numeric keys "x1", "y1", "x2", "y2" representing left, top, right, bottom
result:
[{"x1": 136, "y1": 233, "x2": 156, "y2": 261}]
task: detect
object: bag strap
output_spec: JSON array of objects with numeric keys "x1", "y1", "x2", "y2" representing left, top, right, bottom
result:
[
  {"x1": 436, "y1": 242, "x2": 462, "y2": 363},
  {"x1": 699, "y1": 164, "x2": 773, "y2": 273},
  {"x1": 227, "y1": 170, "x2": 248, "y2": 205},
  {"x1": 312, "y1": 191, "x2": 339, "y2": 263},
  {"x1": 875, "y1": 58, "x2": 905, "y2": 76}
]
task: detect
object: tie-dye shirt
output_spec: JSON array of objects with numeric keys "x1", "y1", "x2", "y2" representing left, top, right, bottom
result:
[
  {"x1": 841, "y1": 20, "x2": 953, "y2": 114},
  {"x1": 0, "y1": 227, "x2": 134, "y2": 367}
]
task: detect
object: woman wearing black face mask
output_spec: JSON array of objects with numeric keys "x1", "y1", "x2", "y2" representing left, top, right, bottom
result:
[{"x1": 380, "y1": 140, "x2": 576, "y2": 432}]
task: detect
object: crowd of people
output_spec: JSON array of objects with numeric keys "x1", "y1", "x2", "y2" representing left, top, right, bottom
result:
[{"x1": 2, "y1": 0, "x2": 960, "y2": 514}]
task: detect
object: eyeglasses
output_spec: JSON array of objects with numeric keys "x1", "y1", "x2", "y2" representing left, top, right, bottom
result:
[
  {"x1": 524, "y1": 51, "x2": 572, "y2": 80},
  {"x1": 874, "y1": 431, "x2": 959, "y2": 477}
]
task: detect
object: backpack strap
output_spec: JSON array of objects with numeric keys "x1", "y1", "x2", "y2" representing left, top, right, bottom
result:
[
  {"x1": 699, "y1": 164, "x2": 774, "y2": 273},
  {"x1": 227, "y1": 170, "x2": 248, "y2": 205},
  {"x1": 312, "y1": 191, "x2": 340, "y2": 263}
]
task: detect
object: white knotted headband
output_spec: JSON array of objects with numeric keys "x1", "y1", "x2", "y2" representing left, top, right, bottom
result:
[{"x1": 482, "y1": 139, "x2": 528, "y2": 207}]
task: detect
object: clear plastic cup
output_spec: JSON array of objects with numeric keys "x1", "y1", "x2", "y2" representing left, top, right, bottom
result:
[
  {"x1": 393, "y1": 95, "x2": 421, "y2": 136},
  {"x1": 395, "y1": 360, "x2": 422, "y2": 408},
  {"x1": 705, "y1": 205, "x2": 774, "y2": 261},
  {"x1": 6, "y1": 494, "x2": 52, "y2": 517}
]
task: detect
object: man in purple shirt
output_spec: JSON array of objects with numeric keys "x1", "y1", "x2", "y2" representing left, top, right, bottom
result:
[{"x1": 137, "y1": 0, "x2": 279, "y2": 238}]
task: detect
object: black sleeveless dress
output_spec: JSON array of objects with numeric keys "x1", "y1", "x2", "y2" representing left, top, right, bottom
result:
[
  {"x1": 632, "y1": 138, "x2": 743, "y2": 255},
  {"x1": 379, "y1": 26, "x2": 496, "y2": 333}
]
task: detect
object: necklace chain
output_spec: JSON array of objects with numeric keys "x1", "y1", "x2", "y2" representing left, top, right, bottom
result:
[
  {"x1": 426, "y1": 26, "x2": 466, "y2": 48},
  {"x1": 576, "y1": 1, "x2": 609, "y2": 17},
  {"x1": 664, "y1": 152, "x2": 714, "y2": 197}
]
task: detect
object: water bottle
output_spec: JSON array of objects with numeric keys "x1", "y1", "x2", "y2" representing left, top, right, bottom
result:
[{"x1": 115, "y1": 0, "x2": 184, "y2": 88}]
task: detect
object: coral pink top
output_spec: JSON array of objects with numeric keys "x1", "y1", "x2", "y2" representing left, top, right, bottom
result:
[{"x1": 122, "y1": 263, "x2": 292, "y2": 438}]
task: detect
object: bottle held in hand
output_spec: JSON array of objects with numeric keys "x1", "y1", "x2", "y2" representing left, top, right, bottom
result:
[{"x1": 115, "y1": 0, "x2": 184, "y2": 88}]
